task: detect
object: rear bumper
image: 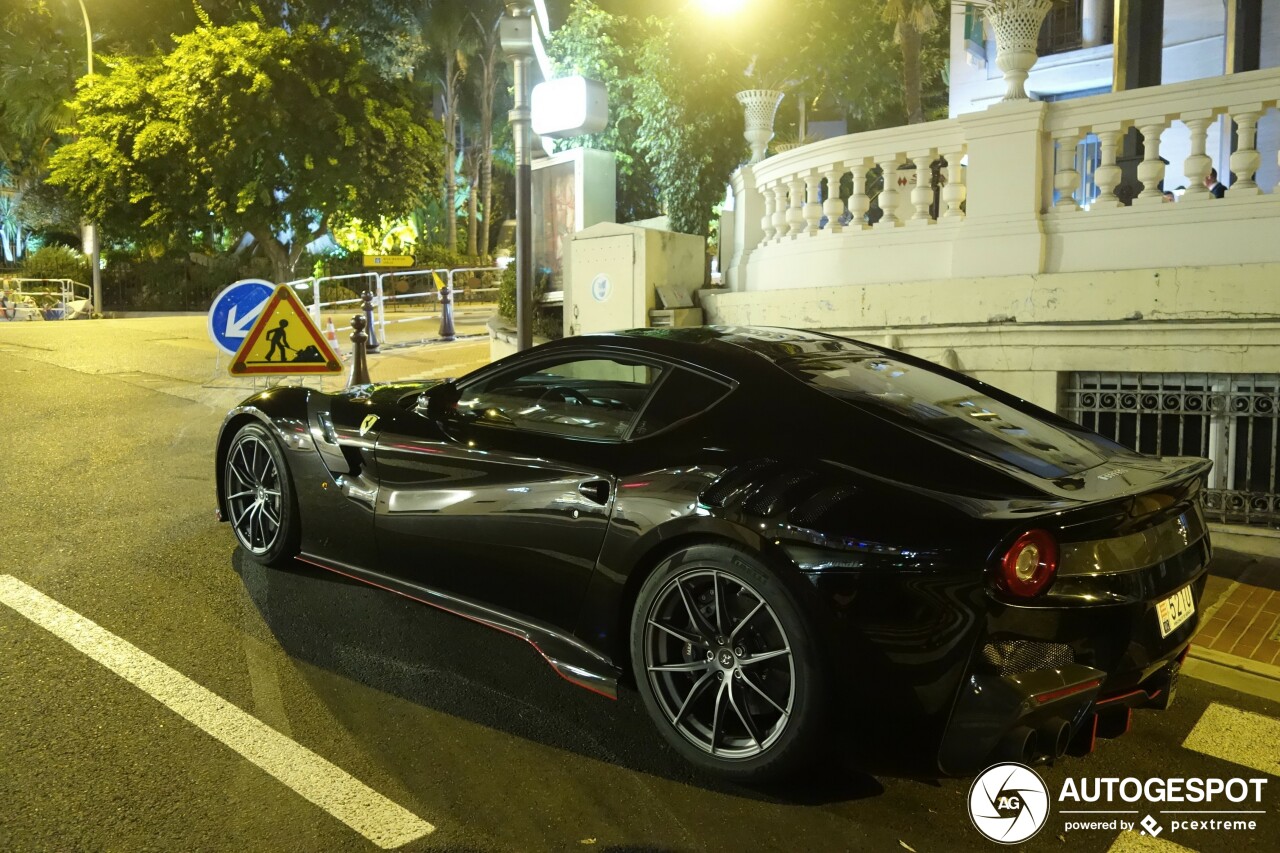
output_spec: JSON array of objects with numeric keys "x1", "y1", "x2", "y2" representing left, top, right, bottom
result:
[{"x1": 937, "y1": 534, "x2": 1209, "y2": 775}]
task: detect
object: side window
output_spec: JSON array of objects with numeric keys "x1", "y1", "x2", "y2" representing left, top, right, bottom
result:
[
  {"x1": 458, "y1": 356, "x2": 663, "y2": 440},
  {"x1": 632, "y1": 369, "x2": 733, "y2": 438}
]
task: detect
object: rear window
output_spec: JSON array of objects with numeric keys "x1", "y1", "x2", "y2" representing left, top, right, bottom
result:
[
  {"x1": 781, "y1": 352, "x2": 1119, "y2": 478},
  {"x1": 632, "y1": 369, "x2": 732, "y2": 438}
]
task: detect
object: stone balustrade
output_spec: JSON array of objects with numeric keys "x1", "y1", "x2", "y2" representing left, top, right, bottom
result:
[{"x1": 723, "y1": 66, "x2": 1280, "y2": 293}]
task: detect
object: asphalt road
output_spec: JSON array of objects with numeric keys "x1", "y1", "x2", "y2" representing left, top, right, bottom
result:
[{"x1": 1, "y1": 322, "x2": 1278, "y2": 853}]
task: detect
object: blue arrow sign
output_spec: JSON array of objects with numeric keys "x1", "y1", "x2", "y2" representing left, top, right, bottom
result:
[{"x1": 208, "y1": 279, "x2": 276, "y2": 356}]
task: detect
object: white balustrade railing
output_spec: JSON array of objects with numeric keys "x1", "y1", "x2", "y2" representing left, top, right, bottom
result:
[
  {"x1": 750, "y1": 117, "x2": 968, "y2": 247},
  {"x1": 725, "y1": 66, "x2": 1280, "y2": 291},
  {"x1": 1044, "y1": 66, "x2": 1280, "y2": 210}
]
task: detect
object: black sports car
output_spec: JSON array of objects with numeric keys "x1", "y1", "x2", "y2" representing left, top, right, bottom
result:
[{"x1": 215, "y1": 327, "x2": 1210, "y2": 780}]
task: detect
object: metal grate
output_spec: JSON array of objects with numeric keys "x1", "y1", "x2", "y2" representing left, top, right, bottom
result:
[
  {"x1": 981, "y1": 640, "x2": 1075, "y2": 676},
  {"x1": 1063, "y1": 373, "x2": 1280, "y2": 528}
]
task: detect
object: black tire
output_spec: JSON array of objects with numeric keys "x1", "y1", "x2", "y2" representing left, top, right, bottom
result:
[
  {"x1": 629, "y1": 542, "x2": 827, "y2": 782},
  {"x1": 224, "y1": 421, "x2": 301, "y2": 567}
]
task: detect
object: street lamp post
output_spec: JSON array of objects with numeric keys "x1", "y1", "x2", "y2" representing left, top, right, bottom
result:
[
  {"x1": 76, "y1": 0, "x2": 102, "y2": 316},
  {"x1": 500, "y1": 3, "x2": 535, "y2": 351}
]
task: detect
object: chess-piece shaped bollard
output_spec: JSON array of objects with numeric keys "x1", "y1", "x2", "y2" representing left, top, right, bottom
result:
[
  {"x1": 347, "y1": 313, "x2": 371, "y2": 387},
  {"x1": 439, "y1": 279, "x2": 456, "y2": 341},
  {"x1": 361, "y1": 290, "x2": 380, "y2": 353}
]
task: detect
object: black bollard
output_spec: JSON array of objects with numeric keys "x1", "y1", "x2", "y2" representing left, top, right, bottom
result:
[
  {"x1": 438, "y1": 280, "x2": 456, "y2": 341},
  {"x1": 362, "y1": 290, "x2": 381, "y2": 353},
  {"x1": 348, "y1": 313, "x2": 371, "y2": 387}
]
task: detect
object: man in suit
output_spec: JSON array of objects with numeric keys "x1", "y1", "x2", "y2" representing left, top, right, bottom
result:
[{"x1": 1204, "y1": 168, "x2": 1226, "y2": 198}]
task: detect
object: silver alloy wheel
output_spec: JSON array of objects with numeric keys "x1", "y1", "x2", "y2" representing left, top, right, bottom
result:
[
  {"x1": 225, "y1": 433, "x2": 283, "y2": 555},
  {"x1": 643, "y1": 569, "x2": 796, "y2": 759}
]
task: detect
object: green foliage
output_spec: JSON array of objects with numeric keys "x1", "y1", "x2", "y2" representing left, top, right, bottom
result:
[
  {"x1": 18, "y1": 244, "x2": 90, "y2": 282},
  {"x1": 416, "y1": 243, "x2": 481, "y2": 271},
  {"x1": 633, "y1": 18, "x2": 744, "y2": 238},
  {"x1": 47, "y1": 20, "x2": 444, "y2": 283},
  {"x1": 549, "y1": 1, "x2": 661, "y2": 223},
  {"x1": 497, "y1": 264, "x2": 560, "y2": 340}
]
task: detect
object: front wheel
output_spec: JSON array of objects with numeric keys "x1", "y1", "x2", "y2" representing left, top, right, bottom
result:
[
  {"x1": 224, "y1": 422, "x2": 300, "y2": 567},
  {"x1": 630, "y1": 543, "x2": 827, "y2": 782}
]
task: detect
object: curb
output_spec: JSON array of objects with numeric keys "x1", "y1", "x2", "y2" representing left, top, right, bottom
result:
[{"x1": 1184, "y1": 645, "x2": 1280, "y2": 703}]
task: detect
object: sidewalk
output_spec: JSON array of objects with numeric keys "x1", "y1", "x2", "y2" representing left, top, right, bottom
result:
[{"x1": 1186, "y1": 544, "x2": 1280, "y2": 702}]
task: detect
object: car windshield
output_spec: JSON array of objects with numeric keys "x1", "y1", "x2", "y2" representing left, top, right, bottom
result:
[{"x1": 781, "y1": 351, "x2": 1119, "y2": 479}]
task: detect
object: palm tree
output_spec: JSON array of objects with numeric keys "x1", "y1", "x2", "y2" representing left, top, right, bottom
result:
[
  {"x1": 467, "y1": 1, "x2": 506, "y2": 257},
  {"x1": 881, "y1": 0, "x2": 939, "y2": 125}
]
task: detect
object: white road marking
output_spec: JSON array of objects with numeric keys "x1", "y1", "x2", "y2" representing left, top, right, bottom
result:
[
  {"x1": 1106, "y1": 830, "x2": 1198, "y2": 852},
  {"x1": 1182, "y1": 702, "x2": 1280, "y2": 778},
  {"x1": 0, "y1": 575, "x2": 434, "y2": 849}
]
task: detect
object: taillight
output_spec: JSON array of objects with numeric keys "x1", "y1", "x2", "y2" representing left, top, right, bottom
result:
[{"x1": 997, "y1": 529, "x2": 1059, "y2": 598}]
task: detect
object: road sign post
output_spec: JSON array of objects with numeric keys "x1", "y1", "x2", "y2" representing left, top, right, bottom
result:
[{"x1": 228, "y1": 285, "x2": 342, "y2": 377}]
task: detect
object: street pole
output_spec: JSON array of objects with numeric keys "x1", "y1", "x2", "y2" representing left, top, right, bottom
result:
[
  {"x1": 501, "y1": 3, "x2": 535, "y2": 351},
  {"x1": 77, "y1": 0, "x2": 102, "y2": 317}
]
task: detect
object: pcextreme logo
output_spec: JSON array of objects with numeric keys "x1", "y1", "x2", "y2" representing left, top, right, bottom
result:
[{"x1": 968, "y1": 765, "x2": 1270, "y2": 843}]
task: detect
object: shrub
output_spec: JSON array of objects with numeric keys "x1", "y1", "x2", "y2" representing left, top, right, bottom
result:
[{"x1": 19, "y1": 245, "x2": 91, "y2": 283}]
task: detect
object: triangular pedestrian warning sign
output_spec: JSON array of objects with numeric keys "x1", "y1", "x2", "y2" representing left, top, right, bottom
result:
[{"x1": 229, "y1": 285, "x2": 343, "y2": 376}]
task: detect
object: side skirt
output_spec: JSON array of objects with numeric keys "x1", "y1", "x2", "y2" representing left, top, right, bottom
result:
[{"x1": 296, "y1": 552, "x2": 621, "y2": 700}]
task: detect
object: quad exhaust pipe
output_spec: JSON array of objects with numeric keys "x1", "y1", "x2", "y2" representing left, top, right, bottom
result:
[{"x1": 997, "y1": 718, "x2": 1071, "y2": 763}]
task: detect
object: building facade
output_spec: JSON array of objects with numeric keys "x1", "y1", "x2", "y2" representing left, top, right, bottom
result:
[{"x1": 711, "y1": 1, "x2": 1280, "y2": 539}]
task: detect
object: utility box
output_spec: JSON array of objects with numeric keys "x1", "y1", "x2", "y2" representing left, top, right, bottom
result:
[{"x1": 565, "y1": 222, "x2": 705, "y2": 337}]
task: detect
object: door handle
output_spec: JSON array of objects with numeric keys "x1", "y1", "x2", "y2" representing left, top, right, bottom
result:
[{"x1": 577, "y1": 479, "x2": 611, "y2": 505}]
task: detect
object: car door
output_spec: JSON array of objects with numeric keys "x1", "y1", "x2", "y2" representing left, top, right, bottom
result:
[{"x1": 372, "y1": 351, "x2": 666, "y2": 629}]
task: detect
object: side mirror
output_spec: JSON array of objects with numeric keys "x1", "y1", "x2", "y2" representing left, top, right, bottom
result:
[{"x1": 423, "y1": 380, "x2": 461, "y2": 419}]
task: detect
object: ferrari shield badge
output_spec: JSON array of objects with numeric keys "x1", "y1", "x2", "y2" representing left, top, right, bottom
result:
[{"x1": 359, "y1": 414, "x2": 379, "y2": 436}]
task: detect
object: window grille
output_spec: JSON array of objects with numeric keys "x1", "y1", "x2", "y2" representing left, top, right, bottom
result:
[{"x1": 1062, "y1": 373, "x2": 1280, "y2": 527}]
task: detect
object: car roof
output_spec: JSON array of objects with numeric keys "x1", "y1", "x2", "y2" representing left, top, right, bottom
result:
[{"x1": 538, "y1": 326, "x2": 884, "y2": 379}]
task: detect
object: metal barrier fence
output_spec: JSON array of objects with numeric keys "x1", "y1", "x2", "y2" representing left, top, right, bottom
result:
[
  {"x1": 282, "y1": 266, "x2": 502, "y2": 340},
  {"x1": 1062, "y1": 372, "x2": 1280, "y2": 528},
  {"x1": 0, "y1": 277, "x2": 93, "y2": 320}
]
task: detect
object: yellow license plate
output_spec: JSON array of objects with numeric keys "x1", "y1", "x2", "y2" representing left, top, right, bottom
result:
[{"x1": 1156, "y1": 586, "x2": 1195, "y2": 638}]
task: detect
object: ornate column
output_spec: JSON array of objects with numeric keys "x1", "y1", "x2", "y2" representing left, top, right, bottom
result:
[
  {"x1": 821, "y1": 165, "x2": 846, "y2": 234},
  {"x1": 847, "y1": 161, "x2": 871, "y2": 230},
  {"x1": 803, "y1": 171, "x2": 824, "y2": 235},
  {"x1": 1135, "y1": 117, "x2": 1167, "y2": 205},
  {"x1": 939, "y1": 146, "x2": 967, "y2": 220},
  {"x1": 876, "y1": 155, "x2": 903, "y2": 228},
  {"x1": 1093, "y1": 125, "x2": 1124, "y2": 208},
  {"x1": 759, "y1": 182, "x2": 777, "y2": 245},
  {"x1": 909, "y1": 150, "x2": 935, "y2": 223},
  {"x1": 1180, "y1": 111, "x2": 1214, "y2": 201},
  {"x1": 736, "y1": 89, "x2": 785, "y2": 165},
  {"x1": 1052, "y1": 132, "x2": 1081, "y2": 212},
  {"x1": 785, "y1": 176, "x2": 806, "y2": 238},
  {"x1": 1228, "y1": 106, "x2": 1263, "y2": 195},
  {"x1": 771, "y1": 184, "x2": 788, "y2": 243},
  {"x1": 985, "y1": 0, "x2": 1054, "y2": 101}
]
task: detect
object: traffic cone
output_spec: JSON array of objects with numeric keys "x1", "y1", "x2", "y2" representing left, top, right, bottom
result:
[{"x1": 325, "y1": 318, "x2": 343, "y2": 356}]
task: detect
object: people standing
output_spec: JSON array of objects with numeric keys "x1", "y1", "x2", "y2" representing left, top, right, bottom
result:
[{"x1": 1204, "y1": 168, "x2": 1226, "y2": 199}]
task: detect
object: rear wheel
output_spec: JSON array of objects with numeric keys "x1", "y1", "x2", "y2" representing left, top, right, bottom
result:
[
  {"x1": 224, "y1": 422, "x2": 300, "y2": 567},
  {"x1": 630, "y1": 543, "x2": 826, "y2": 781}
]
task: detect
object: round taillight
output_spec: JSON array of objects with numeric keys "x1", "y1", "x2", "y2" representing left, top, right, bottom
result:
[{"x1": 997, "y1": 529, "x2": 1059, "y2": 598}]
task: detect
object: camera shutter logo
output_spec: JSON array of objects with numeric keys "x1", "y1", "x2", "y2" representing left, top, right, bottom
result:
[{"x1": 968, "y1": 763, "x2": 1051, "y2": 844}]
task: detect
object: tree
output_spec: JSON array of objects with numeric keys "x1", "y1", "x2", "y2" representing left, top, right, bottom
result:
[
  {"x1": 633, "y1": 15, "x2": 744, "y2": 239},
  {"x1": 549, "y1": 0, "x2": 661, "y2": 224},
  {"x1": 48, "y1": 20, "x2": 443, "y2": 283},
  {"x1": 466, "y1": 1, "x2": 508, "y2": 257},
  {"x1": 882, "y1": 0, "x2": 942, "y2": 125}
]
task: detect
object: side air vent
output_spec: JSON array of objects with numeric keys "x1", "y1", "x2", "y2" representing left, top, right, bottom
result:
[
  {"x1": 790, "y1": 486, "x2": 859, "y2": 528},
  {"x1": 981, "y1": 640, "x2": 1075, "y2": 677},
  {"x1": 743, "y1": 470, "x2": 818, "y2": 517},
  {"x1": 699, "y1": 458, "x2": 778, "y2": 508}
]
